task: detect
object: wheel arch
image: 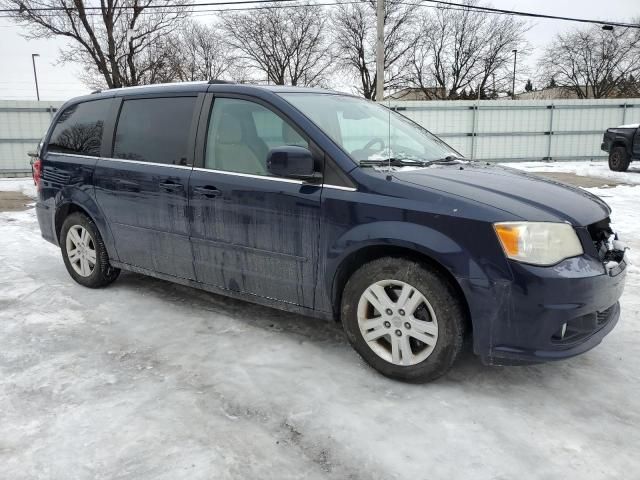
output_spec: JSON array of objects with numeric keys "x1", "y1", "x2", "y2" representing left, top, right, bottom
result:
[
  {"x1": 330, "y1": 243, "x2": 473, "y2": 338},
  {"x1": 53, "y1": 190, "x2": 119, "y2": 261},
  {"x1": 611, "y1": 139, "x2": 631, "y2": 155},
  {"x1": 55, "y1": 202, "x2": 92, "y2": 242}
]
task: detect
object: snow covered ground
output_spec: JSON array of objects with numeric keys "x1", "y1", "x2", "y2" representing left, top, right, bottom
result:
[
  {"x1": 503, "y1": 160, "x2": 640, "y2": 186},
  {"x1": 1, "y1": 168, "x2": 639, "y2": 480}
]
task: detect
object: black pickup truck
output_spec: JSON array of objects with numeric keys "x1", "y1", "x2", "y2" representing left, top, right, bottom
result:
[{"x1": 601, "y1": 123, "x2": 640, "y2": 171}]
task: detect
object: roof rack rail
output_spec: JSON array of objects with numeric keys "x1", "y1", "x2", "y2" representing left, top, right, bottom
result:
[
  {"x1": 208, "y1": 79, "x2": 234, "y2": 85},
  {"x1": 91, "y1": 89, "x2": 102, "y2": 94}
]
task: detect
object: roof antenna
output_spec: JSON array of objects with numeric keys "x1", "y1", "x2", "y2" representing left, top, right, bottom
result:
[{"x1": 386, "y1": 76, "x2": 392, "y2": 181}]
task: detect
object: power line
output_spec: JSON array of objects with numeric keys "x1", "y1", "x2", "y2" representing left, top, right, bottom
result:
[
  {"x1": 0, "y1": 0, "x2": 304, "y2": 13},
  {"x1": 0, "y1": 0, "x2": 422, "y2": 18},
  {"x1": 420, "y1": 0, "x2": 640, "y2": 29},
  {"x1": 0, "y1": 0, "x2": 638, "y2": 30}
]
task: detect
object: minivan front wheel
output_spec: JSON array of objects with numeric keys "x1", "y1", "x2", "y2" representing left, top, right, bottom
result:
[
  {"x1": 60, "y1": 212, "x2": 120, "y2": 288},
  {"x1": 341, "y1": 257, "x2": 465, "y2": 382}
]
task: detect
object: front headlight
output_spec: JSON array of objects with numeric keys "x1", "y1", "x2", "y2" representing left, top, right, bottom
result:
[{"x1": 494, "y1": 222, "x2": 583, "y2": 266}]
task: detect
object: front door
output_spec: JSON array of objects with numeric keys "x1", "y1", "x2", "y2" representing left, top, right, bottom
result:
[
  {"x1": 94, "y1": 95, "x2": 201, "y2": 279},
  {"x1": 189, "y1": 96, "x2": 322, "y2": 307}
]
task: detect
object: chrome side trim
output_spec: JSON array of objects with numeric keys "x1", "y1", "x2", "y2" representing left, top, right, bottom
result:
[
  {"x1": 48, "y1": 153, "x2": 357, "y2": 191},
  {"x1": 192, "y1": 168, "x2": 357, "y2": 190},
  {"x1": 192, "y1": 167, "x2": 304, "y2": 184},
  {"x1": 322, "y1": 184, "x2": 357, "y2": 192},
  {"x1": 48, "y1": 152, "x2": 97, "y2": 160},
  {"x1": 99, "y1": 157, "x2": 193, "y2": 170},
  {"x1": 48, "y1": 152, "x2": 193, "y2": 170}
]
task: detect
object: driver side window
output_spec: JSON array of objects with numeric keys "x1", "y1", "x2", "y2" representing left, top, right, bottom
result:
[{"x1": 205, "y1": 98, "x2": 308, "y2": 176}]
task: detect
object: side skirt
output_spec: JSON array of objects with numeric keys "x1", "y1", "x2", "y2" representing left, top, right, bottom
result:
[{"x1": 109, "y1": 260, "x2": 333, "y2": 321}]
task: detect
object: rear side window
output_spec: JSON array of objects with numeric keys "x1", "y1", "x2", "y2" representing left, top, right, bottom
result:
[
  {"x1": 113, "y1": 97, "x2": 196, "y2": 165},
  {"x1": 47, "y1": 99, "x2": 111, "y2": 156}
]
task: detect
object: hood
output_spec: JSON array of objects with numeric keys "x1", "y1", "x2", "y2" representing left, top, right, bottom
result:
[{"x1": 392, "y1": 163, "x2": 610, "y2": 226}]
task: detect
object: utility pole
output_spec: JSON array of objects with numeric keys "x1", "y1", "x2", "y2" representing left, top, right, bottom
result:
[
  {"x1": 375, "y1": 0, "x2": 384, "y2": 101},
  {"x1": 31, "y1": 53, "x2": 40, "y2": 101},
  {"x1": 511, "y1": 49, "x2": 517, "y2": 100}
]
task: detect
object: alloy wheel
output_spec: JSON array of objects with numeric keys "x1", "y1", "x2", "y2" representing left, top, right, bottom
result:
[
  {"x1": 65, "y1": 225, "x2": 97, "y2": 277},
  {"x1": 357, "y1": 279, "x2": 439, "y2": 366}
]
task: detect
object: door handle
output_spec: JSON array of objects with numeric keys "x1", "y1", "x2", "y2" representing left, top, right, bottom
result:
[
  {"x1": 193, "y1": 185, "x2": 221, "y2": 198},
  {"x1": 159, "y1": 181, "x2": 184, "y2": 192}
]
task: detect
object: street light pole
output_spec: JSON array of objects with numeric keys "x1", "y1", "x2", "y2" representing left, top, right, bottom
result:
[
  {"x1": 31, "y1": 53, "x2": 40, "y2": 101},
  {"x1": 511, "y1": 49, "x2": 517, "y2": 100}
]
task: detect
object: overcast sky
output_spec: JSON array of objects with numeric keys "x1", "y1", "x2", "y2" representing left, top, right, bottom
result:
[{"x1": 0, "y1": 0, "x2": 638, "y2": 101}]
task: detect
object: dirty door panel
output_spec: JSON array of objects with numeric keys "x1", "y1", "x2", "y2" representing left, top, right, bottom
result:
[
  {"x1": 189, "y1": 96, "x2": 321, "y2": 307},
  {"x1": 189, "y1": 173, "x2": 321, "y2": 306},
  {"x1": 94, "y1": 160, "x2": 194, "y2": 278},
  {"x1": 93, "y1": 95, "x2": 199, "y2": 279}
]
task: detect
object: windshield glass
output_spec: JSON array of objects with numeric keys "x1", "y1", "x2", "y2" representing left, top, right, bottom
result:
[{"x1": 280, "y1": 93, "x2": 458, "y2": 164}]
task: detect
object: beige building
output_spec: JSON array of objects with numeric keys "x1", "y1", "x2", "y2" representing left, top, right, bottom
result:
[
  {"x1": 515, "y1": 86, "x2": 609, "y2": 100},
  {"x1": 384, "y1": 87, "x2": 447, "y2": 101}
]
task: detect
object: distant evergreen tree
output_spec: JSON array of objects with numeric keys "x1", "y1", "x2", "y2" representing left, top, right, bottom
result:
[
  {"x1": 525, "y1": 79, "x2": 534, "y2": 92},
  {"x1": 548, "y1": 77, "x2": 557, "y2": 89}
]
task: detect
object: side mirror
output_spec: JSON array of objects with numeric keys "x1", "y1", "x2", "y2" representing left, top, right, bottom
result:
[{"x1": 267, "y1": 146, "x2": 318, "y2": 180}]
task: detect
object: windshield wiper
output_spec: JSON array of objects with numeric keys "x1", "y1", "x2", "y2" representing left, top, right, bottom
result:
[{"x1": 359, "y1": 155, "x2": 465, "y2": 168}]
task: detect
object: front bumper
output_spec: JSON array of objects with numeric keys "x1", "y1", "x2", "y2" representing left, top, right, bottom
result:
[{"x1": 460, "y1": 251, "x2": 627, "y2": 366}]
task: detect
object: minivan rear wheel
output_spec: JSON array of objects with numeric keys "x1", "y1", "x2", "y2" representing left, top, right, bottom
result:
[
  {"x1": 341, "y1": 257, "x2": 465, "y2": 383},
  {"x1": 60, "y1": 212, "x2": 120, "y2": 288}
]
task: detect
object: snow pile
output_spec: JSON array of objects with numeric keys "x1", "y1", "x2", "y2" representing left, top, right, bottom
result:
[
  {"x1": 0, "y1": 177, "x2": 37, "y2": 198},
  {"x1": 502, "y1": 160, "x2": 640, "y2": 185}
]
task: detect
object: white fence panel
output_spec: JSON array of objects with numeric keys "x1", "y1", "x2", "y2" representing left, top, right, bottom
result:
[
  {"x1": 388, "y1": 98, "x2": 640, "y2": 161},
  {"x1": 0, "y1": 100, "x2": 62, "y2": 176},
  {"x1": 1, "y1": 97, "x2": 640, "y2": 176}
]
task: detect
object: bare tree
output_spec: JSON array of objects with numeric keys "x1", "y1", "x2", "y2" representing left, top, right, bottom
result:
[
  {"x1": 166, "y1": 20, "x2": 234, "y2": 82},
  {"x1": 221, "y1": 4, "x2": 334, "y2": 87},
  {"x1": 538, "y1": 23, "x2": 640, "y2": 98},
  {"x1": 333, "y1": 0, "x2": 416, "y2": 100},
  {"x1": 1, "y1": 0, "x2": 190, "y2": 89},
  {"x1": 406, "y1": 2, "x2": 528, "y2": 99}
]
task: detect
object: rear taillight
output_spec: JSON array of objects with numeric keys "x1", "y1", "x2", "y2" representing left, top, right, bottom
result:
[{"x1": 32, "y1": 157, "x2": 42, "y2": 190}]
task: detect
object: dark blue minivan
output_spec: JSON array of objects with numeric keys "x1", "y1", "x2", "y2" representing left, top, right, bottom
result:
[{"x1": 34, "y1": 81, "x2": 627, "y2": 382}]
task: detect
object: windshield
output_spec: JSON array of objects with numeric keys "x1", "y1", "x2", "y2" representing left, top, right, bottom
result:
[{"x1": 280, "y1": 93, "x2": 459, "y2": 164}]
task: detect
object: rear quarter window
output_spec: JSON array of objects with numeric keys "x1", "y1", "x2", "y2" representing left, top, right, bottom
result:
[{"x1": 47, "y1": 99, "x2": 111, "y2": 156}]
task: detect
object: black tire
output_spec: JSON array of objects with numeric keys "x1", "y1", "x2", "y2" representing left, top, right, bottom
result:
[
  {"x1": 609, "y1": 146, "x2": 630, "y2": 172},
  {"x1": 341, "y1": 257, "x2": 466, "y2": 383},
  {"x1": 60, "y1": 212, "x2": 120, "y2": 288}
]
